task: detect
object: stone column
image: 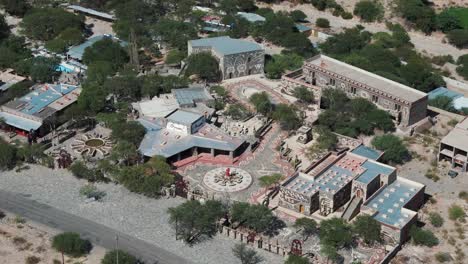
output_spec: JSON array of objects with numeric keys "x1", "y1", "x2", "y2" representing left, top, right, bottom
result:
[
  {"x1": 229, "y1": 151, "x2": 234, "y2": 159},
  {"x1": 193, "y1": 147, "x2": 198, "y2": 156},
  {"x1": 211, "y1": 148, "x2": 215, "y2": 157}
]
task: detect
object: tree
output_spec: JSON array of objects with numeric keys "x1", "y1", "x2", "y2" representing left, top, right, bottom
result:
[
  {"x1": 225, "y1": 103, "x2": 251, "y2": 120},
  {"x1": 394, "y1": 0, "x2": 436, "y2": 34},
  {"x1": 436, "y1": 10, "x2": 463, "y2": 32},
  {"x1": 230, "y1": 202, "x2": 275, "y2": 233},
  {"x1": 16, "y1": 143, "x2": 46, "y2": 164},
  {"x1": 153, "y1": 19, "x2": 198, "y2": 50},
  {"x1": 294, "y1": 218, "x2": 317, "y2": 241},
  {"x1": 320, "y1": 243, "x2": 339, "y2": 263},
  {"x1": 15, "y1": 56, "x2": 60, "y2": 83},
  {"x1": 316, "y1": 18, "x2": 330, "y2": 28},
  {"x1": 258, "y1": 173, "x2": 282, "y2": 188},
  {"x1": 111, "y1": 121, "x2": 146, "y2": 146},
  {"x1": 285, "y1": 255, "x2": 309, "y2": 264},
  {"x1": 319, "y1": 218, "x2": 352, "y2": 249},
  {"x1": 101, "y1": 250, "x2": 138, "y2": 264},
  {"x1": 0, "y1": 0, "x2": 30, "y2": 16},
  {"x1": 184, "y1": 52, "x2": 221, "y2": 81},
  {"x1": 165, "y1": 49, "x2": 186, "y2": 65},
  {"x1": 456, "y1": 54, "x2": 468, "y2": 80},
  {"x1": 352, "y1": 215, "x2": 381, "y2": 245},
  {"x1": 0, "y1": 15, "x2": 10, "y2": 41},
  {"x1": 52, "y1": 232, "x2": 92, "y2": 258},
  {"x1": 447, "y1": 29, "x2": 468, "y2": 48},
  {"x1": 290, "y1": 10, "x2": 307, "y2": 22},
  {"x1": 272, "y1": 104, "x2": 302, "y2": 131},
  {"x1": 293, "y1": 86, "x2": 314, "y2": 103},
  {"x1": 429, "y1": 96, "x2": 455, "y2": 112},
  {"x1": 232, "y1": 243, "x2": 264, "y2": 264},
  {"x1": 0, "y1": 139, "x2": 17, "y2": 170},
  {"x1": 353, "y1": 0, "x2": 383, "y2": 22},
  {"x1": 82, "y1": 38, "x2": 129, "y2": 70},
  {"x1": 265, "y1": 53, "x2": 304, "y2": 79},
  {"x1": 316, "y1": 128, "x2": 337, "y2": 150},
  {"x1": 372, "y1": 134, "x2": 409, "y2": 164},
  {"x1": 87, "y1": 61, "x2": 115, "y2": 84},
  {"x1": 249, "y1": 92, "x2": 272, "y2": 115},
  {"x1": 168, "y1": 200, "x2": 225, "y2": 244},
  {"x1": 409, "y1": 226, "x2": 439, "y2": 247},
  {"x1": 20, "y1": 8, "x2": 84, "y2": 41}
]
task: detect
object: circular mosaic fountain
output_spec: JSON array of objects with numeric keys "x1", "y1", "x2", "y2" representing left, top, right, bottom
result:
[
  {"x1": 203, "y1": 167, "x2": 253, "y2": 192},
  {"x1": 71, "y1": 133, "x2": 113, "y2": 158}
]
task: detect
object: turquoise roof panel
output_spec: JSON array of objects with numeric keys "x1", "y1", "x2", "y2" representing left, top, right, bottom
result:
[
  {"x1": 189, "y1": 36, "x2": 263, "y2": 56},
  {"x1": 351, "y1": 145, "x2": 382, "y2": 160}
]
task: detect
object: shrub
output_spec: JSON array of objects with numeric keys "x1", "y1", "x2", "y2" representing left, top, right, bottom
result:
[
  {"x1": 316, "y1": 18, "x2": 330, "y2": 28},
  {"x1": 52, "y1": 232, "x2": 92, "y2": 257},
  {"x1": 459, "y1": 191, "x2": 468, "y2": 202},
  {"x1": 14, "y1": 216, "x2": 26, "y2": 224},
  {"x1": 448, "y1": 204, "x2": 465, "y2": 221},
  {"x1": 435, "y1": 252, "x2": 452, "y2": 262},
  {"x1": 79, "y1": 184, "x2": 106, "y2": 200},
  {"x1": 410, "y1": 226, "x2": 439, "y2": 247},
  {"x1": 353, "y1": 0, "x2": 384, "y2": 22},
  {"x1": 447, "y1": 29, "x2": 468, "y2": 48},
  {"x1": 101, "y1": 250, "x2": 138, "y2": 264},
  {"x1": 25, "y1": 256, "x2": 41, "y2": 264},
  {"x1": 429, "y1": 212, "x2": 444, "y2": 227},
  {"x1": 342, "y1": 12, "x2": 353, "y2": 19}
]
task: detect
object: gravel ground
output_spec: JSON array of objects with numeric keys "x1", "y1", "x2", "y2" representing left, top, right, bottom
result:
[{"x1": 0, "y1": 165, "x2": 283, "y2": 264}]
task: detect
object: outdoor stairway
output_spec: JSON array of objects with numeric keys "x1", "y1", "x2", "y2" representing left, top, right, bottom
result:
[
  {"x1": 307, "y1": 154, "x2": 338, "y2": 177},
  {"x1": 341, "y1": 196, "x2": 362, "y2": 221}
]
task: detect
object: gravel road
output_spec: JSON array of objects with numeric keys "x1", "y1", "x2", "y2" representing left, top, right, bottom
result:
[{"x1": 0, "y1": 165, "x2": 283, "y2": 264}]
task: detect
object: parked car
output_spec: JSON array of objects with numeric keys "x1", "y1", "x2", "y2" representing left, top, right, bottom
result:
[{"x1": 448, "y1": 170, "x2": 458, "y2": 179}]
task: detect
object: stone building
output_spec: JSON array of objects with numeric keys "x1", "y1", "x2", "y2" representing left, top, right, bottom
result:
[
  {"x1": 438, "y1": 117, "x2": 468, "y2": 172},
  {"x1": 188, "y1": 36, "x2": 264, "y2": 80},
  {"x1": 278, "y1": 149, "x2": 425, "y2": 243},
  {"x1": 282, "y1": 54, "x2": 428, "y2": 127}
]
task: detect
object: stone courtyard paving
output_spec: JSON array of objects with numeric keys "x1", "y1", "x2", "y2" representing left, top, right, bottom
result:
[{"x1": 0, "y1": 165, "x2": 283, "y2": 264}]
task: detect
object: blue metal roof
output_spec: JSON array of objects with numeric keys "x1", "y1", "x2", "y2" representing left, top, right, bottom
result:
[
  {"x1": 295, "y1": 24, "x2": 311, "y2": 32},
  {"x1": 237, "y1": 12, "x2": 266, "y2": 23},
  {"x1": 172, "y1": 87, "x2": 213, "y2": 106},
  {"x1": 355, "y1": 160, "x2": 394, "y2": 184},
  {"x1": 453, "y1": 97, "x2": 468, "y2": 110},
  {"x1": 17, "y1": 84, "x2": 78, "y2": 115},
  {"x1": 367, "y1": 179, "x2": 423, "y2": 228},
  {"x1": 351, "y1": 145, "x2": 382, "y2": 161},
  {"x1": 166, "y1": 110, "x2": 203, "y2": 125},
  {"x1": 67, "y1": 5, "x2": 115, "y2": 20},
  {"x1": 427, "y1": 87, "x2": 463, "y2": 100},
  {"x1": 67, "y1": 35, "x2": 128, "y2": 60},
  {"x1": 189, "y1": 36, "x2": 263, "y2": 56},
  {"x1": 0, "y1": 111, "x2": 42, "y2": 131}
]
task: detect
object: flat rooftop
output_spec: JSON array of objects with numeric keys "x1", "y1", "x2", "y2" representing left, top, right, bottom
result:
[
  {"x1": 172, "y1": 87, "x2": 213, "y2": 106},
  {"x1": 0, "y1": 69, "x2": 26, "y2": 92},
  {"x1": 189, "y1": 36, "x2": 263, "y2": 56},
  {"x1": 138, "y1": 118, "x2": 244, "y2": 158},
  {"x1": 355, "y1": 160, "x2": 395, "y2": 184},
  {"x1": 3, "y1": 84, "x2": 79, "y2": 117},
  {"x1": 67, "y1": 5, "x2": 115, "y2": 20},
  {"x1": 305, "y1": 54, "x2": 427, "y2": 103},
  {"x1": 166, "y1": 110, "x2": 203, "y2": 125},
  {"x1": 441, "y1": 118, "x2": 468, "y2": 152},
  {"x1": 351, "y1": 145, "x2": 382, "y2": 161},
  {"x1": 237, "y1": 12, "x2": 266, "y2": 23},
  {"x1": 366, "y1": 177, "x2": 424, "y2": 228}
]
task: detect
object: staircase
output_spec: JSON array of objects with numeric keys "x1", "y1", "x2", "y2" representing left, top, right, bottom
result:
[{"x1": 341, "y1": 196, "x2": 363, "y2": 221}]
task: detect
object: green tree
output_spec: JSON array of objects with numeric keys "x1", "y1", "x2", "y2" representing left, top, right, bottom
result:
[
  {"x1": 293, "y1": 86, "x2": 314, "y2": 103},
  {"x1": 447, "y1": 29, "x2": 468, "y2": 48},
  {"x1": 372, "y1": 134, "x2": 409, "y2": 164},
  {"x1": 319, "y1": 218, "x2": 352, "y2": 249},
  {"x1": 16, "y1": 143, "x2": 46, "y2": 164},
  {"x1": 20, "y1": 8, "x2": 84, "y2": 41},
  {"x1": 316, "y1": 128, "x2": 338, "y2": 150},
  {"x1": 258, "y1": 173, "x2": 282, "y2": 188},
  {"x1": 15, "y1": 56, "x2": 60, "y2": 83},
  {"x1": 232, "y1": 243, "x2": 264, "y2": 264},
  {"x1": 111, "y1": 121, "x2": 146, "y2": 147},
  {"x1": 0, "y1": 0, "x2": 30, "y2": 16},
  {"x1": 272, "y1": 104, "x2": 302, "y2": 131},
  {"x1": 0, "y1": 14, "x2": 10, "y2": 41},
  {"x1": 394, "y1": 0, "x2": 436, "y2": 34},
  {"x1": 290, "y1": 10, "x2": 307, "y2": 22},
  {"x1": 436, "y1": 9, "x2": 463, "y2": 32},
  {"x1": 285, "y1": 255, "x2": 309, "y2": 264},
  {"x1": 249, "y1": 92, "x2": 272, "y2": 115},
  {"x1": 87, "y1": 61, "x2": 115, "y2": 84},
  {"x1": 409, "y1": 226, "x2": 439, "y2": 247},
  {"x1": 320, "y1": 243, "x2": 339, "y2": 263},
  {"x1": 294, "y1": 218, "x2": 317, "y2": 241},
  {"x1": 165, "y1": 49, "x2": 186, "y2": 65},
  {"x1": 153, "y1": 19, "x2": 198, "y2": 50},
  {"x1": 225, "y1": 103, "x2": 251, "y2": 120},
  {"x1": 316, "y1": 18, "x2": 330, "y2": 28},
  {"x1": 429, "y1": 96, "x2": 455, "y2": 112},
  {"x1": 168, "y1": 200, "x2": 225, "y2": 244},
  {"x1": 353, "y1": 0, "x2": 383, "y2": 22},
  {"x1": 230, "y1": 202, "x2": 275, "y2": 233},
  {"x1": 101, "y1": 250, "x2": 138, "y2": 264},
  {"x1": 265, "y1": 53, "x2": 304, "y2": 79},
  {"x1": 82, "y1": 37, "x2": 128, "y2": 69},
  {"x1": 0, "y1": 139, "x2": 17, "y2": 170},
  {"x1": 52, "y1": 232, "x2": 92, "y2": 258},
  {"x1": 352, "y1": 215, "x2": 381, "y2": 245},
  {"x1": 184, "y1": 52, "x2": 221, "y2": 81}
]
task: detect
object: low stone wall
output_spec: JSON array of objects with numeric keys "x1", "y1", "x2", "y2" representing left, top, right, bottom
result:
[{"x1": 219, "y1": 225, "x2": 290, "y2": 257}]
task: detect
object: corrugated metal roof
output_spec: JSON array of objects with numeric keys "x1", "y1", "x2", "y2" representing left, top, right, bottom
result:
[
  {"x1": 166, "y1": 110, "x2": 203, "y2": 125},
  {"x1": 189, "y1": 36, "x2": 263, "y2": 56},
  {"x1": 0, "y1": 111, "x2": 42, "y2": 131},
  {"x1": 67, "y1": 35, "x2": 127, "y2": 60},
  {"x1": 351, "y1": 145, "x2": 382, "y2": 161},
  {"x1": 427, "y1": 87, "x2": 463, "y2": 100},
  {"x1": 237, "y1": 12, "x2": 266, "y2": 23},
  {"x1": 67, "y1": 5, "x2": 115, "y2": 20},
  {"x1": 172, "y1": 87, "x2": 213, "y2": 106},
  {"x1": 355, "y1": 160, "x2": 394, "y2": 184}
]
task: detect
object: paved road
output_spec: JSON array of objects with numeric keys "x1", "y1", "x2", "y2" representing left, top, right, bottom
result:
[{"x1": 0, "y1": 190, "x2": 192, "y2": 264}]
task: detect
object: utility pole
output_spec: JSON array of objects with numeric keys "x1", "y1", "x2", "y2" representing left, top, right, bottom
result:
[
  {"x1": 129, "y1": 28, "x2": 140, "y2": 70},
  {"x1": 115, "y1": 235, "x2": 119, "y2": 264}
]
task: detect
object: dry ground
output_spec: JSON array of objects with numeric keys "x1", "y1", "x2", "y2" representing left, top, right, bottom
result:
[{"x1": 0, "y1": 212, "x2": 105, "y2": 264}]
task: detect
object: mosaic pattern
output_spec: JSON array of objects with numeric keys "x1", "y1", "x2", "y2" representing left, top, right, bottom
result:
[{"x1": 203, "y1": 167, "x2": 252, "y2": 192}]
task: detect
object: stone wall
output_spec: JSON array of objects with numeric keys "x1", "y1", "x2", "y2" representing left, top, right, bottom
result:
[{"x1": 222, "y1": 50, "x2": 264, "y2": 79}]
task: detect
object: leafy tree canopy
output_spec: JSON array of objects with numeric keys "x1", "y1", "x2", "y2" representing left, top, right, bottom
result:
[
  {"x1": 82, "y1": 38, "x2": 129, "y2": 70},
  {"x1": 232, "y1": 243, "x2": 264, "y2": 264},
  {"x1": 352, "y1": 215, "x2": 381, "y2": 244},
  {"x1": 371, "y1": 134, "x2": 409, "y2": 164},
  {"x1": 353, "y1": 0, "x2": 384, "y2": 22},
  {"x1": 249, "y1": 91, "x2": 273, "y2": 115},
  {"x1": 184, "y1": 52, "x2": 221, "y2": 81},
  {"x1": 101, "y1": 250, "x2": 138, "y2": 264},
  {"x1": 0, "y1": 0, "x2": 30, "y2": 16},
  {"x1": 52, "y1": 232, "x2": 92, "y2": 258},
  {"x1": 319, "y1": 218, "x2": 352, "y2": 249}
]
